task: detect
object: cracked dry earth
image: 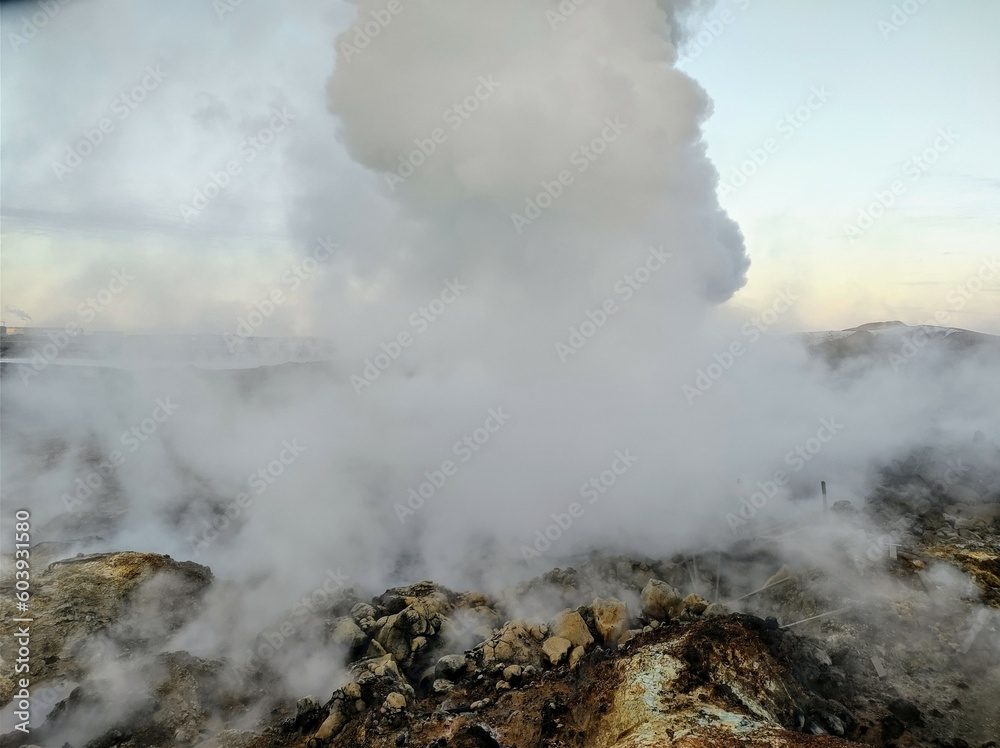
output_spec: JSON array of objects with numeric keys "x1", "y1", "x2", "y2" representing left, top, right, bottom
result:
[{"x1": 2, "y1": 466, "x2": 999, "y2": 748}]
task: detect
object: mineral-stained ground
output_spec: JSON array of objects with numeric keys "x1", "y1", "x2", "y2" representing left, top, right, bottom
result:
[{"x1": 2, "y1": 451, "x2": 998, "y2": 748}]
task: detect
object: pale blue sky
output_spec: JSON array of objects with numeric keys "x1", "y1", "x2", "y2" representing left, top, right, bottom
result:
[
  {"x1": 679, "y1": 0, "x2": 1000, "y2": 331},
  {"x1": 1, "y1": 0, "x2": 997, "y2": 333}
]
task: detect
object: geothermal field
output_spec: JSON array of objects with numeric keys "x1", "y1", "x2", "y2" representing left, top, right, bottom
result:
[{"x1": 1, "y1": 1, "x2": 998, "y2": 747}]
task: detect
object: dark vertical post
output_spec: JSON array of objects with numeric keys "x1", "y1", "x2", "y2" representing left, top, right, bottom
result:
[
  {"x1": 714, "y1": 551, "x2": 722, "y2": 602},
  {"x1": 821, "y1": 480, "x2": 828, "y2": 512}
]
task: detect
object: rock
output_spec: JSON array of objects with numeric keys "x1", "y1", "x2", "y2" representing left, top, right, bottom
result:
[
  {"x1": 682, "y1": 594, "x2": 709, "y2": 616},
  {"x1": 632, "y1": 567, "x2": 656, "y2": 591},
  {"x1": 384, "y1": 692, "x2": 407, "y2": 711},
  {"x1": 398, "y1": 602, "x2": 435, "y2": 636},
  {"x1": 315, "y1": 702, "x2": 350, "y2": 740},
  {"x1": 343, "y1": 682, "x2": 362, "y2": 700},
  {"x1": 10, "y1": 651, "x2": 233, "y2": 748},
  {"x1": 889, "y1": 697, "x2": 924, "y2": 727},
  {"x1": 640, "y1": 579, "x2": 683, "y2": 621},
  {"x1": 549, "y1": 609, "x2": 595, "y2": 649},
  {"x1": 618, "y1": 629, "x2": 640, "y2": 647},
  {"x1": 823, "y1": 713, "x2": 846, "y2": 736},
  {"x1": 702, "y1": 603, "x2": 732, "y2": 619},
  {"x1": 569, "y1": 645, "x2": 585, "y2": 669},
  {"x1": 330, "y1": 617, "x2": 369, "y2": 651},
  {"x1": 922, "y1": 509, "x2": 946, "y2": 531},
  {"x1": 495, "y1": 680, "x2": 511, "y2": 692},
  {"x1": 351, "y1": 654, "x2": 403, "y2": 682},
  {"x1": 479, "y1": 621, "x2": 546, "y2": 668},
  {"x1": 370, "y1": 601, "x2": 443, "y2": 667},
  {"x1": 502, "y1": 664, "x2": 523, "y2": 684},
  {"x1": 435, "y1": 654, "x2": 468, "y2": 681},
  {"x1": 353, "y1": 603, "x2": 377, "y2": 619},
  {"x1": 812, "y1": 648, "x2": 833, "y2": 667},
  {"x1": 375, "y1": 614, "x2": 415, "y2": 663},
  {"x1": 591, "y1": 598, "x2": 629, "y2": 644},
  {"x1": 522, "y1": 623, "x2": 548, "y2": 641},
  {"x1": 352, "y1": 602, "x2": 379, "y2": 633},
  {"x1": 297, "y1": 695, "x2": 320, "y2": 716},
  {"x1": 0, "y1": 552, "x2": 212, "y2": 706},
  {"x1": 592, "y1": 615, "x2": 869, "y2": 748},
  {"x1": 432, "y1": 679, "x2": 454, "y2": 694},
  {"x1": 543, "y1": 636, "x2": 572, "y2": 666}
]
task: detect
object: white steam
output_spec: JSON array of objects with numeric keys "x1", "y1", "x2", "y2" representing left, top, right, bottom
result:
[{"x1": 2, "y1": 0, "x2": 999, "y2": 719}]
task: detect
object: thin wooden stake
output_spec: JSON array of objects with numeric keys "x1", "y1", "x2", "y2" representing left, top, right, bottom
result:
[
  {"x1": 714, "y1": 552, "x2": 722, "y2": 603},
  {"x1": 728, "y1": 575, "x2": 792, "y2": 603},
  {"x1": 780, "y1": 605, "x2": 853, "y2": 630}
]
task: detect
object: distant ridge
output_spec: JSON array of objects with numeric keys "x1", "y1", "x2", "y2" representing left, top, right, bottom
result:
[
  {"x1": 847, "y1": 321, "x2": 906, "y2": 331},
  {"x1": 800, "y1": 321, "x2": 1000, "y2": 370}
]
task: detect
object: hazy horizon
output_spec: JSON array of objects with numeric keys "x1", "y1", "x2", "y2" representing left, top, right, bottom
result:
[{"x1": 2, "y1": 0, "x2": 997, "y2": 336}]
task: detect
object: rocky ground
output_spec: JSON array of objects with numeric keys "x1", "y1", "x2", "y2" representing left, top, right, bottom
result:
[{"x1": 2, "y1": 447, "x2": 999, "y2": 748}]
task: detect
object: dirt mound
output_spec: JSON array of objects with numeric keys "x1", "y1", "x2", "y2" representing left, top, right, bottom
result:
[{"x1": 0, "y1": 551, "x2": 211, "y2": 707}]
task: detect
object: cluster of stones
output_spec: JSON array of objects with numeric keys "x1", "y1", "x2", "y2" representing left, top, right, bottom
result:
[{"x1": 306, "y1": 578, "x2": 733, "y2": 743}]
